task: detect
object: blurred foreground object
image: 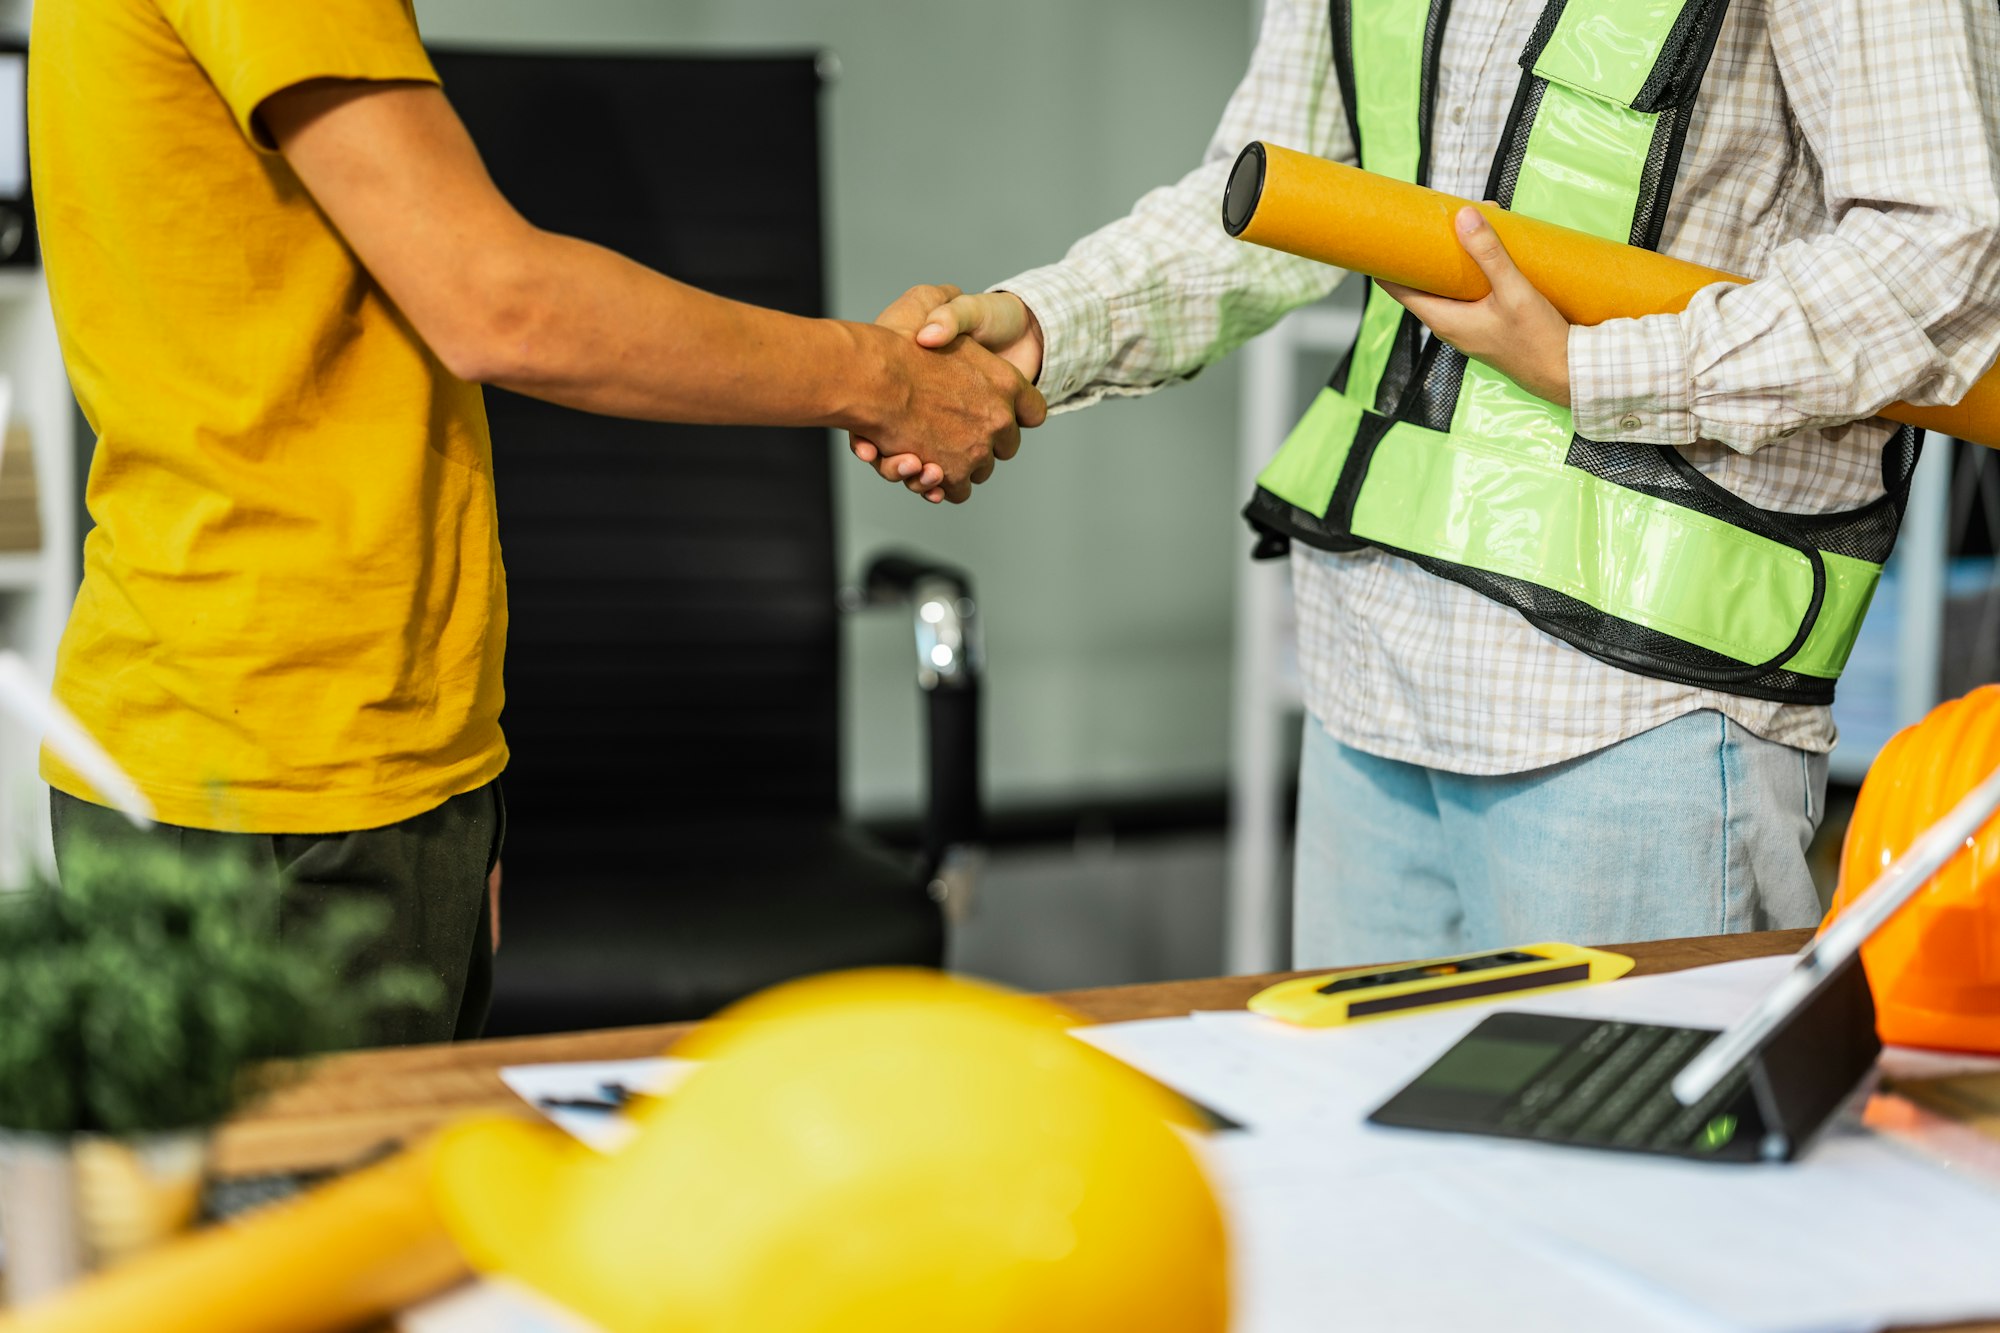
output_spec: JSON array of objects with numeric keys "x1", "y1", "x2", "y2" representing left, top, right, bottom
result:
[
  {"x1": 0, "y1": 1143, "x2": 465, "y2": 1333},
  {"x1": 1222, "y1": 143, "x2": 2000, "y2": 448},
  {"x1": 438, "y1": 969, "x2": 1228, "y2": 1333},
  {"x1": 0, "y1": 651, "x2": 150, "y2": 829},
  {"x1": 3, "y1": 970, "x2": 1226, "y2": 1333},
  {"x1": 0, "y1": 841, "x2": 437, "y2": 1304},
  {"x1": 1828, "y1": 684, "x2": 2000, "y2": 1052}
]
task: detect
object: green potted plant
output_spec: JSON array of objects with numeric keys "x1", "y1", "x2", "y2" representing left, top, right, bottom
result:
[{"x1": 0, "y1": 838, "x2": 435, "y2": 1304}]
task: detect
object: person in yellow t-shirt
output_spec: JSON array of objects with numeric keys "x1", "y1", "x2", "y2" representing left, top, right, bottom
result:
[{"x1": 29, "y1": 0, "x2": 1044, "y2": 1043}]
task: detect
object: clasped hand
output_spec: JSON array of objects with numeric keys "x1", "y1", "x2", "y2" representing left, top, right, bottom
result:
[{"x1": 850, "y1": 285, "x2": 1046, "y2": 504}]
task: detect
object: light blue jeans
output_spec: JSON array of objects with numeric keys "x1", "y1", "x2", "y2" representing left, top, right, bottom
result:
[{"x1": 1292, "y1": 710, "x2": 1828, "y2": 968}]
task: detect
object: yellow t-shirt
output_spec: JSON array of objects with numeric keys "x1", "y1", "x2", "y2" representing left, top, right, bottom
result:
[{"x1": 31, "y1": 0, "x2": 508, "y2": 833}]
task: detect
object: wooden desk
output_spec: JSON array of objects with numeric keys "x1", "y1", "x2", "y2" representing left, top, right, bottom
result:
[
  {"x1": 210, "y1": 927, "x2": 2000, "y2": 1333},
  {"x1": 213, "y1": 928, "x2": 1812, "y2": 1177}
]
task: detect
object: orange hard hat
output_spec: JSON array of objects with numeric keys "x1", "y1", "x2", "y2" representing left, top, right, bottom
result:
[{"x1": 1827, "y1": 684, "x2": 2000, "y2": 1053}]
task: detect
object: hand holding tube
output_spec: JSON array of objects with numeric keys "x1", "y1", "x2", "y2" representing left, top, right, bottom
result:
[
  {"x1": 1379, "y1": 207, "x2": 1573, "y2": 407},
  {"x1": 1225, "y1": 141, "x2": 2000, "y2": 447}
]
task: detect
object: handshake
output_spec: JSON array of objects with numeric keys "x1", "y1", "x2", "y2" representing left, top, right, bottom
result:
[{"x1": 845, "y1": 285, "x2": 1047, "y2": 505}]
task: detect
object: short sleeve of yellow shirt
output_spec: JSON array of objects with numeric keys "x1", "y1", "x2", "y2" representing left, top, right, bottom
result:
[
  {"x1": 155, "y1": 0, "x2": 440, "y2": 149},
  {"x1": 32, "y1": 0, "x2": 509, "y2": 833}
]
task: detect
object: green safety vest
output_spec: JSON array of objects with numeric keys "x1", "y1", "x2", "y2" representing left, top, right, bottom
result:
[{"x1": 1244, "y1": 0, "x2": 1919, "y2": 704}]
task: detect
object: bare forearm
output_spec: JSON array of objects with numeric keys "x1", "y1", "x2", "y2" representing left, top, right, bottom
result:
[
  {"x1": 469, "y1": 229, "x2": 877, "y2": 431},
  {"x1": 263, "y1": 79, "x2": 1042, "y2": 491}
]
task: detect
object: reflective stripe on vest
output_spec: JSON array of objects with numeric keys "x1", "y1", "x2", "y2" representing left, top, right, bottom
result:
[
  {"x1": 1249, "y1": 0, "x2": 1911, "y2": 698},
  {"x1": 1342, "y1": 0, "x2": 1431, "y2": 413}
]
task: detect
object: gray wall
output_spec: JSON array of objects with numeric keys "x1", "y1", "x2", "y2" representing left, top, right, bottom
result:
[{"x1": 414, "y1": 0, "x2": 1255, "y2": 817}]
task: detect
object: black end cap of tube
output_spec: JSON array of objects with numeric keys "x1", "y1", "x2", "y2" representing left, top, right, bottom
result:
[{"x1": 1222, "y1": 142, "x2": 1268, "y2": 237}]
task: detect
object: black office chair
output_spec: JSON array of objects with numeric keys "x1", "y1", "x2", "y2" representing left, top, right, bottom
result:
[{"x1": 429, "y1": 48, "x2": 980, "y2": 1034}]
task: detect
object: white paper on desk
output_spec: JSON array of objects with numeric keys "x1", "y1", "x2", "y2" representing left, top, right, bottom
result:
[
  {"x1": 1206, "y1": 1132, "x2": 1726, "y2": 1333},
  {"x1": 400, "y1": 1278, "x2": 609, "y2": 1333},
  {"x1": 498, "y1": 1057, "x2": 698, "y2": 1153},
  {"x1": 1075, "y1": 1017, "x2": 1366, "y2": 1133},
  {"x1": 1422, "y1": 1125, "x2": 2000, "y2": 1333}
]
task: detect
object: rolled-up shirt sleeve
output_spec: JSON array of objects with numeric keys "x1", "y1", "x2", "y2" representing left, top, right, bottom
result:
[
  {"x1": 999, "y1": 0, "x2": 1354, "y2": 412},
  {"x1": 1570, "y1": 0, "x2": 2000, "y2": 453}
]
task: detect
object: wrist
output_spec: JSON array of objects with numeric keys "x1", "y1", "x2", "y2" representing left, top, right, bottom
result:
[
  {"x1": 1568, "y1": 314, "x2": 1695, "y2": 446},
  {"x1": 987, "y1": 265, "x2": 1111, "y2": 408},
  {"x1": 1018, "y1": 296, "x2": 1047, "y2": 385},
  {"x1": 1548, "y1": 325, "x2": 1573, "y2": 409},
  {"x1": 983, "y1": 289, "x2": 1046, "y2": 384},
  {"x1": 822, "y1": 319, "x2": 904, "y2": 436}
]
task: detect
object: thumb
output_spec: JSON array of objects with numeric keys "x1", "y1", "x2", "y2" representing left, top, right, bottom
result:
[
  {"x1": 1454, "y1": 206, "x2": 1525, "y2": 299},
  {"x1": 877, "y1": 282, "x2": 963, "y2": 334},
  {"x1": 918, "y1": 292, "x2": 1029, "y2": 351}
]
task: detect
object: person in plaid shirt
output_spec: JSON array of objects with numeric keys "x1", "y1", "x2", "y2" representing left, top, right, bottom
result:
[{"x1": 854, "y1": 0, "x2": 2000, "y2": 965}]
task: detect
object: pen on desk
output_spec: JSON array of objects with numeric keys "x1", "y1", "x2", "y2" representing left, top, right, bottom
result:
[
  {"x1": 536, "y1": 1088, "x2": 620, "y2": 1112},
  {"x1": 536, "y1": 1082, "x2": 656, "y2": 1114}
]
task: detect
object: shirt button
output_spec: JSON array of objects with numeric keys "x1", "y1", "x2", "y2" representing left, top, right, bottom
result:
[
  {"x1": 1775, "y1": 427, "x2": 1799, "y2": 440},
  {"x1": 1618, "y1": 413, "x2": 1644, "y2": 432},
  {"x1": 1449, "y1": 104, "x2": 1467, "y2": 123}
]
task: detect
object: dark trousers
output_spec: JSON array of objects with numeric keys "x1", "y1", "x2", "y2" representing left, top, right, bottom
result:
[{"x1": 50, "y1": 781, "x2": 505, "y2": 1047}]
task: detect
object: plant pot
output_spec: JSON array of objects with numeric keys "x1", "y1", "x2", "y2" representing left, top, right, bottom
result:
[{"x1": 0, "y1": 1129, "x2": 209, "y2": 1306}]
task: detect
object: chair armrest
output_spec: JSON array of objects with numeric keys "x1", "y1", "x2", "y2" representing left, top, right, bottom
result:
[{"x1": 848, "y1": 550, "x2": 983, "y2": 865}]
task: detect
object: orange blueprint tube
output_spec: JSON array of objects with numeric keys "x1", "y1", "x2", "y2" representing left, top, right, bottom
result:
[{"x1": 1223, "y1": 142, "x2": 2000, "y2": 448}]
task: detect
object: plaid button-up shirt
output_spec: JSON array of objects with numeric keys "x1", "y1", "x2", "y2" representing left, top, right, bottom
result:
[{"x1": 1000, "y1": 0, "x2": 2000, "y2": 774}]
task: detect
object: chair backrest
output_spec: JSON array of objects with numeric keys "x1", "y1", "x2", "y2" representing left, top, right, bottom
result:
[{"x1": 430, "y1": 49, "x2": 841, "y2": 829}]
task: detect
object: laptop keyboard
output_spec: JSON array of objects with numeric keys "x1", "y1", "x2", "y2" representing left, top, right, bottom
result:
[{"x1": 1496, "y1": 1021, "x2": 1754, "y2": 1153}]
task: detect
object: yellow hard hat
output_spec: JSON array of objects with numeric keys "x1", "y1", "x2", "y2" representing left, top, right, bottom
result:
[{"x1": 432, "y1": 969, "x2": 1229, "y2": 1333}]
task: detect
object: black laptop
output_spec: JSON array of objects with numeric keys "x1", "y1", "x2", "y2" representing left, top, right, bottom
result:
[{"x1": 1369, "y1": 764, "x2": 2000, "y2": 1164}]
